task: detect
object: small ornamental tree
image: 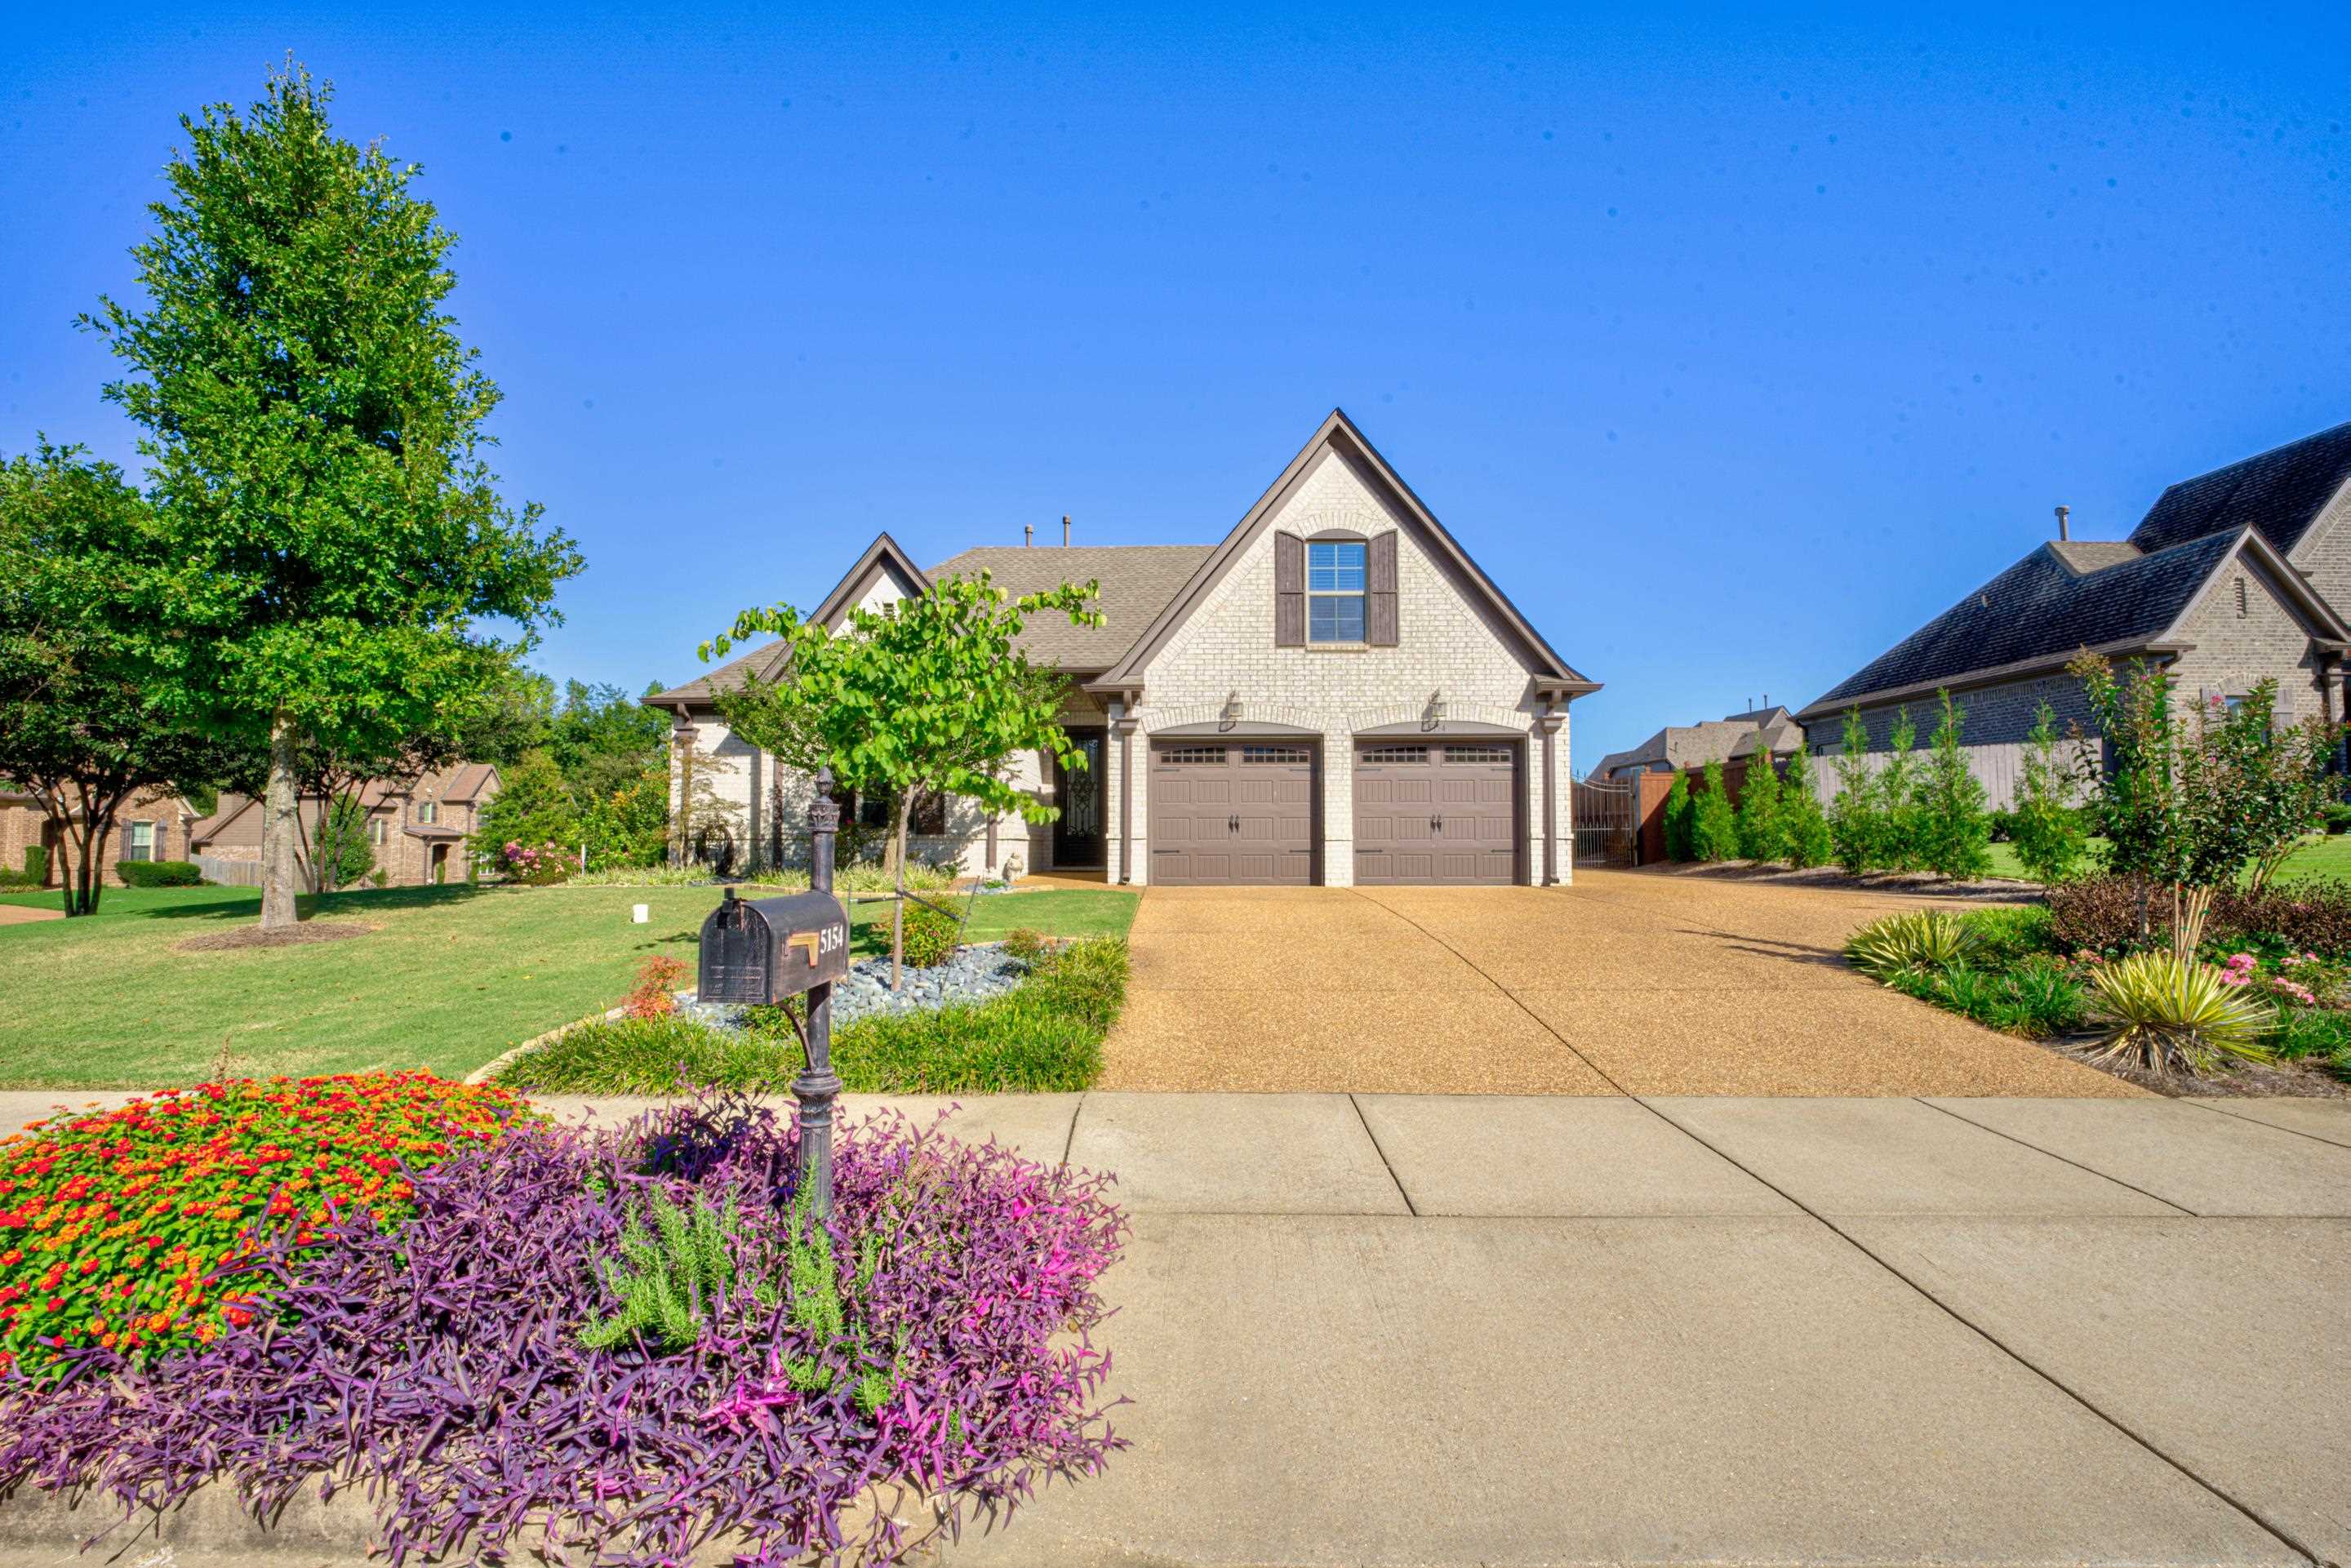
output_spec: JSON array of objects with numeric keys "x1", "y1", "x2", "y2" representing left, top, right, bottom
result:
[
  {"x1": 1735, "y1": 751, "x2": 1785, "y2": 864},
  {"x1": 707, "y1": 573, "x2": 1102, "y2": 988},
  {"x1": 1780, "y1": 744, "x2": 1833, "y2": 868},
  {"x1": 1915, "y1": 690, "x2": 1991, "y2": 882},
  {"x1": 85, "y1": 63, "x2": 580, "y2": 931},
  {"x1": 1829, "y1": 707, "x2": 1882, "y2": 875},
  {"x1": 1662, "y1": 770, "x2": 1695, "y2": 862},
  {"x1": 2232, "y1": 682, "x2": 2341, "y2": 893},
  {"x1": 2010, "y1": 700, "x2": 2087, "y2": 885},
  {"x1": 1691, "y1": 761, "x2": 1741, "y2": 862},
  {"x1": 1877, "y1": 706, "x2": 1922, "y2": 871},
  {"x1": 318, "y1": 793, "x2": 376, "y2": 891}
]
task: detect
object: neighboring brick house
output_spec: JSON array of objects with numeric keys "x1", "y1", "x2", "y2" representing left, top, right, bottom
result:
[
  {"x1": 189, "y1": 763, "x2": 500, "y2": 887},
  {"x1": 1798, "y1": 421, "x2": 2351, "y2": 806},
  {"x1": 0, "y1": 786, "x2": 202, "y2": 887},
  {"x1": 1589, "y1": 705, "x2": 1802, "y2": 783},
  {"x1": 646, "y1": 410, "x2": 1599, "y2": 886}
]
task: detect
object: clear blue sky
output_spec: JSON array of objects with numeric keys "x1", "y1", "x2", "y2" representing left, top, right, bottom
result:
[{"x1": 5, "y1": 2, "x2": 2347, "y2": 766}]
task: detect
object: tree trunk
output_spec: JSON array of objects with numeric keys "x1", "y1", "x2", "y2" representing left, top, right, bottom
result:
[
  {"x1": 881, "y1": 791, "x2": 902, "y2": 877},
  {"x1": 890, "y1": 791, "x2": 913, "y2": 993},
  {"x1": 259, "y1": 711, "x2": 302, "y2": 930}
]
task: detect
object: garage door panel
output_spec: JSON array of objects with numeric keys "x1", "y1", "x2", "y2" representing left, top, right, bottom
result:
[
  {"x1": 1151, "y1": 741, "x2": 1316, "y2": 886},
  {"x1": 1353, "y1": 739, "x2": 1519, "y2": 886}
]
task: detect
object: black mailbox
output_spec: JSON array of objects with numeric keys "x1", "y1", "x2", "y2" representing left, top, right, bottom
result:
[{"x1": 697, "y1": 889, "x2": 851, "y2": 1004}]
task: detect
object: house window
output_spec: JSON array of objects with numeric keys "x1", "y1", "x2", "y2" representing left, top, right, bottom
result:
[
  {"x1": 125, "y1": 820, "x2": 155, "y2": 862},
  {"x1": 416, "y1": 799, "x2": 438, "y2": 824},
  {"x1": 1307, "y1": 540, "x2": 1367, "y2": 643},
  {"x1": 368, "y1": 815, "x2": 387, "y2": 846}
]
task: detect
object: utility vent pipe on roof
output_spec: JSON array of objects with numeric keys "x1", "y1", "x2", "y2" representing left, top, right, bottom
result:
[
  {"x1": 1024, "y1": 523, "x2": 1033, "y2": 548},
  {"x1": 1062, "y1": 513, "x2": 1071, "y2": 547},
  {"x1": 2055, "y1": 504, "x2": 2071, "y2": 542}
]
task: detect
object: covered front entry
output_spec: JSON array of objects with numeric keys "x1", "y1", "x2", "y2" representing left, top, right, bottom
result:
[
  {"x1": 1353, "y1": 738, "x2": 1519, "y2": 884},
  {"x1": 1147, "y1": 740, "x2": 1317, "y2": 885}
]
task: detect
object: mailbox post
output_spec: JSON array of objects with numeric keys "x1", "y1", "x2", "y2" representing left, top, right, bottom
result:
[
  {"x1": 693, "y1": 765, "x2": 851, "y2": 1219},
  {"x1": 795, "y1": 766, "x2": 843, "y2": 1219}
]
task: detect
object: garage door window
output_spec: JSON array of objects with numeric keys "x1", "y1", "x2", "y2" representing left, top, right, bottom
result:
[
  {"x1": 1160, "y1": 746, "x2": 1223, "y2": 764},
  {"x1": 1306, "y1": 540, "x2": 1367, "y2": 642},
  {"x1": 1242, "y1": 745, "x2": 1311, "y2": 764},
  {"x1": 1360, "y1": 744, "x2": 1427, "y2": 763},
  {"x1": 1444, "y1": 744, "x2": 1512, "y2": 763}
]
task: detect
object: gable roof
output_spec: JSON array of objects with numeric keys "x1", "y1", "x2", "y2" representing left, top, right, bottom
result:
[
  {"x1": 1798, "y1": 526, "x2": 2349, "y2": 721},
  {"x1": 2129, "y1": 421, "x2": 2351, "y2": 557},
  {"x1": 1591, "y1": 709, "x2": 1794, "y2": 777},
  {"x1": 1095, "y1": 408, "x2": 1596, "y2": 696},
  {"x1": 189, "y1": 764, "x2": 498, "y2": 844}
]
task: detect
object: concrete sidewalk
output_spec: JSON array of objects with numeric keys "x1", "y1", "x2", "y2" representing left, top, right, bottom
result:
[{"x1": 4, "y1": 1088, "x2": 2344, "y2": 1566}]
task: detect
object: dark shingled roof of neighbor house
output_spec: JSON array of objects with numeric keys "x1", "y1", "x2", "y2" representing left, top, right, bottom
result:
[
  {"x1": 2128, "y1": 420, "x2": 2351, "y2": 557},
  {"x1": 1805, "y1": 530, "x2": 2241, "y2": 713}
]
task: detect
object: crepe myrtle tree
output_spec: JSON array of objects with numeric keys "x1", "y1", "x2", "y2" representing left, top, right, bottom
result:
[
  {"x1": 83, "y1": 61, "x2": 580, "y2": 930},
  {"x1": 0, "y1": 444, "x2": 230, "y2": 915},
  {"x1": 706, "y1": 572, "x2": 1102, "y2": 988}
]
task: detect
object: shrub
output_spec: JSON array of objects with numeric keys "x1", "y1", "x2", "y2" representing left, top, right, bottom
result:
[
  {"x1": 622, "y1": 953, "x2": 690, "y2": 1019},
  {"x1": 2051, "y1": 876, "x2": 2351, "y2": 960},
  {"x1": 1960, "y1": 904, "x2": 2059, "y2": 966},
  {"x1": 116, "y1": 859, "x2": 202, "y2": 888},
  {"x1": 496, "y1": 839, "x2": 574, "y2": 885},
  {"x1": 2010, "y1": 700, "x2": 2088, "y2": 884},
  {"x1": 1779, "y1": 745, "x2": 1833, "y2": 868},
  {"x1": 1829, "y1": 708, "x2": 1887, "y2": 874},
  {"x1": 0, "y1": 1074, "x2": 529, "y2": 1379},
  {"x1": 23, "y1": 845, "x2": 46, "y2": 885},
  {"x1": 1845, "y1": 909, "x2": 1980, "y2": 979},
  {"x1": 0, "y1": 1096, "x2": 1127, "y2": 1566},
  {"x1": 900, "y1": 899, "x2": 962, "y2": 969},
  {"x1": 1915, "y1": 691, "x2": 1990, "y2": 881},
  {"x1": 2269, "y1": 1002, "x2": 2351, "y2": 1062},
  {"x1": 1987, "y1": 808, "x2": 2015, "y2": 843},
  {"x1": 1994, "y1": 957, "x2": 2091, "y2": 1037},
  {"x1": 2324, "y1": 802, "x2": 2351, "y2": 836},
  {"x1": 1002, "y1": 927, "x2": 1049, "y2": 963},
  {"x1": 2082, "y1": 952, "x2": 2274, "y2": 1077},
  {"x1": 1734, "y1": 754, "x2": 1785, "y2": 864},
  {"x1": 1691, "y1": 762, "x2": 1740, "y2": 862},
  {"x1": 319, "y1": 793, "x2": 375, "y2": 890},
  {"x1": 0, "y1": 868, "x2": 30, "y2": 890},
  {"x1": 1662, "y1": 771, "x2": 1695, "y2": 862}
]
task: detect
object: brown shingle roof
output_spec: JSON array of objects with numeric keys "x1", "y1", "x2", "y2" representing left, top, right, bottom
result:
[{"x1": 926, "y1": 544, "x2": 1213, "y2": 671}]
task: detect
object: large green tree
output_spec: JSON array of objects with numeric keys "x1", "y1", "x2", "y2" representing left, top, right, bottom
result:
[
  {"x1": 707, "y1": 572, "x2": 1100, "y2": 986},
  {"x1": 85, "y1": 63, "x2": 580, "y2": 929},
  {"x1": 0, "y1": 444, "x2": 229, "y2": 915}
]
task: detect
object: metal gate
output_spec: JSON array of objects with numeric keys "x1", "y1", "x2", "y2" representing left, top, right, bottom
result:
[{"x1": 1571, "y1": 777, "x2": 1635, "y2": 867}]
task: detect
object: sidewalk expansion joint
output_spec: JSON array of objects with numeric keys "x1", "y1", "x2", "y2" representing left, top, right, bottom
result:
[
  {"x1": 1345, "y1": 1092, "x2": 1418, "y2": 1216},
  {"x1": 1633, "y1": 1095, "x2": 2324, "y2": 1566},
  {"x1": 1912, "y1": 1096, "x2": 2199, "y2": 1215}
]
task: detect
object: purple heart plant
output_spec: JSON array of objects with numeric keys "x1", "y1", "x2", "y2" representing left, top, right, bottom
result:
[{"x1": 0, "y1": 1092, "x2": 1127, "y2": 1566}]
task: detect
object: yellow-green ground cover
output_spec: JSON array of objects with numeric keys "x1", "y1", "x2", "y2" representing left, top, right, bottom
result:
[
  {"x1": 1985, "y1": 833, "x2": 2351, "y2": 884},
  {"x1": 0, "y1": 882, "x2": 1137, "y2": 1088}
]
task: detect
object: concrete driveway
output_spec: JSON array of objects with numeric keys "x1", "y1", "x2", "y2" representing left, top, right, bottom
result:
[{"x1": 1103, "y1": 869, "x2": 2138, "y2": 1095}]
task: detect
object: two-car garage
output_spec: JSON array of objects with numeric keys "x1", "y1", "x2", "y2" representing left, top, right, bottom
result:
[{"x1": 1147, "y1": 735, "x2": 1522, "y2": 886}]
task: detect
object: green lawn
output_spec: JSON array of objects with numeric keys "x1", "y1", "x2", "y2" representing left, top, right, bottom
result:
[
  {"x1": 1985, "y1": 833, "x2": 2351, "y2": 884},
  {"x1": 0, "y1": 885, "x2": 264, "y2": 919},
  {"x1": 0, "y1": 882, "x2": 1139, "y2": 1090}
]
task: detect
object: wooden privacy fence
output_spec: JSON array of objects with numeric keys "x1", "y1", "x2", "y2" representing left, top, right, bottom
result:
[{"x1": 1570, "y1": 778, "x2": 1635, "y2": 866}]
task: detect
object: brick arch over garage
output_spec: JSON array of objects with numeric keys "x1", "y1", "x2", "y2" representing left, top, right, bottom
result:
[
  {"x1": 1140, "y1": 701, "x2": 1327, "y2": 735},
  {"x1": 1340, "y1": 700, "x2": 1532, "y2": 735}
]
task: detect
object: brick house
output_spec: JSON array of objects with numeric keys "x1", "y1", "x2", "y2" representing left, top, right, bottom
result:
[
  {"x1": 0, "y1": 786, "x2": 202, "y2": 887},
  {"x1": 1798, "y1": 421, "x2": 2351, "y2": 805},
  {"x1": 646, "y1": 410, "x2": 1599, "y2": 886},
  {"x1": 189, "y1": 763, "x2": 500, "y2": 887},
  {"x1": 1589, "y1": 705, "x2": 1803, "y2": 784}
]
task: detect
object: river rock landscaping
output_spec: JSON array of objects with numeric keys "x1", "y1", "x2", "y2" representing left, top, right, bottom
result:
[
  {"x1": 684, "y1": 944, "x2": 1033, "y2": 1028},
  {"x1": 0, "y1": 1076, "x2": 1126, "y2": 1564}
]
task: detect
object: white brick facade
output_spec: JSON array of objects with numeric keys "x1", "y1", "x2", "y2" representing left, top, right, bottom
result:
[{"x1": 1117, "y1": 448, "x2": 1573, "y2": 886}]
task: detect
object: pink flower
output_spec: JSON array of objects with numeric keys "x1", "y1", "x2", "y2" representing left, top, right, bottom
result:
[{"x1": 2225, "y1": 953, "x2": 2256, "y2": 971}]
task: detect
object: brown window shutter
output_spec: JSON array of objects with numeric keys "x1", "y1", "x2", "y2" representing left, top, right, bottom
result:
[
  {"x1": 1368, "y1": 532, "x2": 1399, "y2": 646},
  {"x1": 1273, "y1": 531, "x2": 1305, "y2": 646}
]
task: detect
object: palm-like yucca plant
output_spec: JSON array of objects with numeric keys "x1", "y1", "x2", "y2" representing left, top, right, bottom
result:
[
  {"x1": 2083, "y1": 952, "x2": 2275, "y2": 1077},
  {"x1": 1845, "y1": 909, "x2": 1980, "y2": 980}
]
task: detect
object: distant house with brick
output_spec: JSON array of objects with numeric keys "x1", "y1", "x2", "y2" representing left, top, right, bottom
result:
[
  {"x1": 0, "y1": 786, "x2": 202, "y2": 888},
  {"x1": 189, "y1": 763, "x2": 500, "y2": 887},
  {"x1": 1797, "y1": 421, "x2": 2351, "y2": 806},
  {"x1": 1589, "y1": 705, "x2": 1802, "y2": 784}
]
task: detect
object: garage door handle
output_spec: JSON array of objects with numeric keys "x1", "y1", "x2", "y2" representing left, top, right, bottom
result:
[{"x1": 1228, "y1": 814, "x2": 1239, "y2": 833}]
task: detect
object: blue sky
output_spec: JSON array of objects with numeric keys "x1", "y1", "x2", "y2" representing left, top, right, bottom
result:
[{"x1": 4, "y1": 2, "x2": 2347, "y2": 766}]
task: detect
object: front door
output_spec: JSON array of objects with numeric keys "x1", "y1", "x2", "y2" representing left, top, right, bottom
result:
[
  {"x1": 1052, "y1": 730, "x2": 1107, "y2": 868},
  {"x1": 430, "y1": 844, "x2": 449, "y2": 884}
]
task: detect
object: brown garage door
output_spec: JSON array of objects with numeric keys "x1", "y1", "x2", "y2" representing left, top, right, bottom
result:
[
  {"x1": 1149, "y1": 741, "x2": 1317, "y2": 885},
  {"x1": 1353, "y1": 740, "x2": 1519, "y2": 885}
]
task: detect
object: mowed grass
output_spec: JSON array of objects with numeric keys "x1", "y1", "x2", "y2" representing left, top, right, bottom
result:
[
  {"x1": 0, "y1": 885, "x2": 264, "y2": 920},
  {"x1": 1984, "y1": 833, "x2": 2351, "y2": 884},
  {"x1": 0, "y1": 881, "x2": 1138, "y2": 1090}
]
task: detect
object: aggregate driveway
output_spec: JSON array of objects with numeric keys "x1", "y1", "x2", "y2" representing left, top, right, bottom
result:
[{"x1": 1100, "y1": 868, "x2": 2140, "y2": 1095}]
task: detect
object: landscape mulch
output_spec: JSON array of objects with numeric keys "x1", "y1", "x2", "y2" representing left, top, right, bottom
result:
[{"x1": 175, "y1": 922, "x2": 374, "y2": 953}]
